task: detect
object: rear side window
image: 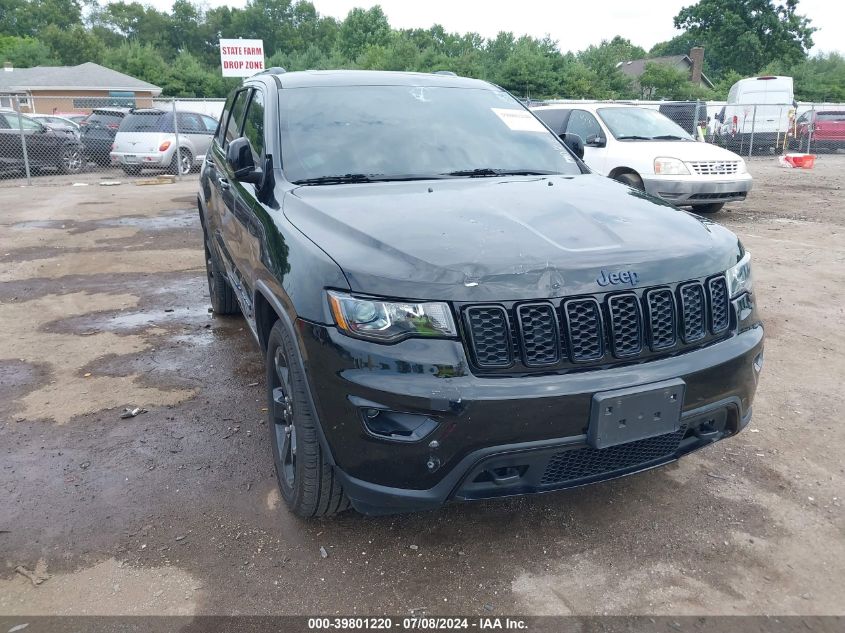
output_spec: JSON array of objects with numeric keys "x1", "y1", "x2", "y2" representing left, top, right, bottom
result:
[
  {"x1": 242, "y1": 90, "x2": 265, "y2": 159},
  {"x1": 566, "y1": 110, "x2": 603, "y2": 142},
  {"x1": 0, "y1": 113, "x2": 41, "y2": 130},
  {"x1": 534, "y1": 109, "x2": 569, "y2": 135},
  {"x1": 201, "y1": 115, "x2": 218, "y2": 133},
  {"x1": 177, "y1": 112, "x2": 205, "y2": 133},
  {"x1": 120, "y1": 112, "x2": 168, "y2": 132},
  {"x1": 223, "y1": 89, "x2": 251, "y2": 148},
  {"x1": 817, "y1": 112, "x2": 845, "y2": 121},
  {"x1": 215, "y1": 94, "x2": 235, "y2": 146}
]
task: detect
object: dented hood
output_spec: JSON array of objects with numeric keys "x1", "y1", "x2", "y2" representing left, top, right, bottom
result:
[{"x1": 284, "y1": 174, "x2": 741, "y2": 301}]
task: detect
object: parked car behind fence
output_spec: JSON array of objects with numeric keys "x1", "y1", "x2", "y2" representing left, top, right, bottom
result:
[
  {"x1": 110, "y1": 108, "x2": 218, "y2": 175},
  {"x1": 0, "y1": 109, "x2": 84, "y2": 175}
]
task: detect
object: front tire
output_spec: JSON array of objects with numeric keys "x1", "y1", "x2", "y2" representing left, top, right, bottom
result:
[
  {"x1": 691, "y1": 202, "x2": 725, "y2": 214},
  {"x1": 612, "y1": 171, "x2": 644, "y2": 190},
  {"x1": 266, "y1": 320, "x2": 350, "y2": 517}
]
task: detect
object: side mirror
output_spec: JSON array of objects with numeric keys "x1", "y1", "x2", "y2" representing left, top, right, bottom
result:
[
  {"x1": 560, "y1": 132, "x2": 585, "y2": 160},
  {"x1": 585, "y1": 134, "x2": 606, "y2": 148},
  {"x1": 226, "y1": 137, "x2": 262, "y2": 184}
]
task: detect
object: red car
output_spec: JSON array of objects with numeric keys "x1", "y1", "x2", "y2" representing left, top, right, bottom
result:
[{"x1": 792, "y1": 110, "x2": 845, "y2": 150}]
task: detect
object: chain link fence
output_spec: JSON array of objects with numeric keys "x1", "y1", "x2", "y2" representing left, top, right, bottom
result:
[
  {"x1": 0, "y1": 95, "x2": 225, "y2": 186},
  {"x1": 2, "y1": 93, "x2": 843, "y2": 187}
]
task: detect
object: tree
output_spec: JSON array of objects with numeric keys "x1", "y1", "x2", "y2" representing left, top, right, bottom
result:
[
  {"x1": 762, "y1": 53, "x2": 845, "y2": 101},
  {"x1": 496, "y1": 37, "x2": 558, "y2": 98},
  {"x1": 338, "y1": 6, "x2": 391, "y2": 60},
  {"x1": 674, "y1": 0, "x2": 815, "y2": 76},
  {"x1": 576, "y1": 36, "x2": 642, "y2": 98},
  {"x1": 0, "y1": 35, "x2": 56, "y2": 66},
  {"x1": 40, "y1": 24, "x2": 105, "y2": 65}
]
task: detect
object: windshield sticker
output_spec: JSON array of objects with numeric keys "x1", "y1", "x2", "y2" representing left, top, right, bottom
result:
[{"x1": 491, "y1": 108, "x2": 547, "y2": 132}]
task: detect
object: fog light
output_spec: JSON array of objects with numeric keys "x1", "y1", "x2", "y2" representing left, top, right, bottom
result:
[{"x1": 360, "y1": 408, "x2": 438, "y2": 442}]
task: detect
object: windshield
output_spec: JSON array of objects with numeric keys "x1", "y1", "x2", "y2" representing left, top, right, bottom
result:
[
  {"x1": 597, "y1": 107, "x2": 693, "y2": 141},
  {"x1": 120, "y1": 111, "x2": 170, "y2": 133},
  {"x1": 278, "y1": 85, "x2": 581, "y2": 183}
]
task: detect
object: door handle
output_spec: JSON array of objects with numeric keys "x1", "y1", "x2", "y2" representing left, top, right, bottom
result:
[{"x1": 217, "y1": 177, "x2": 229, "y2": 190}]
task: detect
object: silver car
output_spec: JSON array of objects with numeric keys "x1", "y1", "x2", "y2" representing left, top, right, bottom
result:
[{"x1": 110, "y1": 109, "x2": 218, "y2": 175}]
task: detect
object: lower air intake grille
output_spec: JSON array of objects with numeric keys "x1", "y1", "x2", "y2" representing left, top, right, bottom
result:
[
  {"x1": 464, "y1": 306, "x2": 511, "y2": 368},
  {"x1": 540, "y1": 427, "x2": 687, "y2": 486}
]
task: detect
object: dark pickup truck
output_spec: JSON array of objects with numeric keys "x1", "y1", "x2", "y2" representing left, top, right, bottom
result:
[{"x1": 198, "y1": 69, "x2": 764, "y2": 516}]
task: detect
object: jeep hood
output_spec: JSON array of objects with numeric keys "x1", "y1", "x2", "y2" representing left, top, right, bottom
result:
[{"x1": 284, "y1": 174, "x2": 742, "y2": 302}]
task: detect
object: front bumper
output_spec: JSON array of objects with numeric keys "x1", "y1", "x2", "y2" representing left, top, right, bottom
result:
[
  {"x1": 298, "y1": 302, "x2": 764, "y2": 514},
  {"x1": 642, "y1": 173, "x2": 753, "y2": 206}
]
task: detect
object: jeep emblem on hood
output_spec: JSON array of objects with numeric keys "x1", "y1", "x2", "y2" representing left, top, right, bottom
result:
[{"x1": 597, "y1": 269, "x2": 640, "y2": 287}]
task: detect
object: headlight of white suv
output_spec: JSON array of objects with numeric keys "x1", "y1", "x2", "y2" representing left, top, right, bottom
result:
[
  {"x1": 328, "y1": 291, "x2": 457, "y2": 342},
  {"x1": 725, "y1": 251, "x2": 752, "y2": 297},
  {"x1": 736, "y1": 159, "x2": 748, "y2": 174},
  {"x1": 654, "y1": 157, "x2": 690, "y2": 175}
]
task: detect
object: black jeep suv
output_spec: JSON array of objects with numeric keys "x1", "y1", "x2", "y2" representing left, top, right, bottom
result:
[{"x1": 198, "y1": 70, "x2": 764, "y2": 516}]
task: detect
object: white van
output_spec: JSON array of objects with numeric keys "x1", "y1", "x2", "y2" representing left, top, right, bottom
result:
[{"x1": 716, "y1": 76, "x2": 795, "y2": 153}]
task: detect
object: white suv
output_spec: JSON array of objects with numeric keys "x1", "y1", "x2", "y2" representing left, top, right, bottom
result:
[{"x1": 532, "y1": 103, "x2": 752, "y2": 214}]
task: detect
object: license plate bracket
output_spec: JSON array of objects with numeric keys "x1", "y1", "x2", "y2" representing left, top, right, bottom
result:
[{"x1": 587, "y1": 379, "x2": 685, "y2": 449}]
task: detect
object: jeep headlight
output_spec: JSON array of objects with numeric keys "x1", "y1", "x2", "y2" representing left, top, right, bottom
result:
[
  {"x1": 654, "y1": 157, "x2": 690, "y2": 175},
  {"x1": 725, "y1": 251, "x2": 752, "y2": 297},
  {"x1": 327, "y1": 291, "x2": 457, "y2": 342}
]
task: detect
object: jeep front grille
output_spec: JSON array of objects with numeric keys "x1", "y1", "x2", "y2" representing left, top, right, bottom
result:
[{"x1": 461, "y1": 275, "x2": 732, "y2": 373}]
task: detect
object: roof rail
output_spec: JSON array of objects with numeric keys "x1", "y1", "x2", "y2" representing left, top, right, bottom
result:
[
  {"x1": 258, "y1": 67, "x2": 287, "y2": 75},
  {"x1": 431, "y1": 70, "x2": 457, "y2": 76}
]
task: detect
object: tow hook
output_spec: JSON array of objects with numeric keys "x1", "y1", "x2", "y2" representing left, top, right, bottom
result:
[{"x1": 694, "y1": 421, "x2": 721, "y2": 441}]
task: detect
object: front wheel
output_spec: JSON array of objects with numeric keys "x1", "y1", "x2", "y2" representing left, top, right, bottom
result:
[
  {"x1": 691, "y1": 202, "x2": 725, "y2": 214},
  {"x1": 266, "y1": 321, "x2": 350, "y2": 517},
  {"x1": 612, "y1": 171, "x2": 644, "y2": 190}
]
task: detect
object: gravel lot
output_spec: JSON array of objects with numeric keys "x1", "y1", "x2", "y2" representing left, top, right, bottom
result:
[{"x1": 1, "y1": 157, "x2": 843, "y2": 616}]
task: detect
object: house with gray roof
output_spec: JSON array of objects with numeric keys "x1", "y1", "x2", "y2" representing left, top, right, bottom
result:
[
  {"x1": 0, "y1": 61, "x2": 161, "y2": 114},
  {"x1": 617, "y1": 47, "x2": 714, "y2": 95}
]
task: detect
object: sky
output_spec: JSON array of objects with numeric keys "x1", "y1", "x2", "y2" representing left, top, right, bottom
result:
[{"x1": 141, "y1": 0, "x2": 844, "y2": 56}]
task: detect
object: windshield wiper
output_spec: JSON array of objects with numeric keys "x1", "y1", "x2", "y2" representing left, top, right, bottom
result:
[
  {"x1": 651, "y1": 134, "x2": 690, "y2": 140},
  {"x1": 615, "y1": 135, "x2": 652, "y2": 141},
  {"x1": 442, "y1": 168, "x2": 559, "y2": 177},
  {"x1": 293, "y1": 173, "x2": 381, "y2": 185}
]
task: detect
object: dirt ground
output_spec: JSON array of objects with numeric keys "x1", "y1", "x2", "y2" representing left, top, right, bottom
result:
[{"x1": 1, "y1": 157, "x2": 843, "y2": 617}]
